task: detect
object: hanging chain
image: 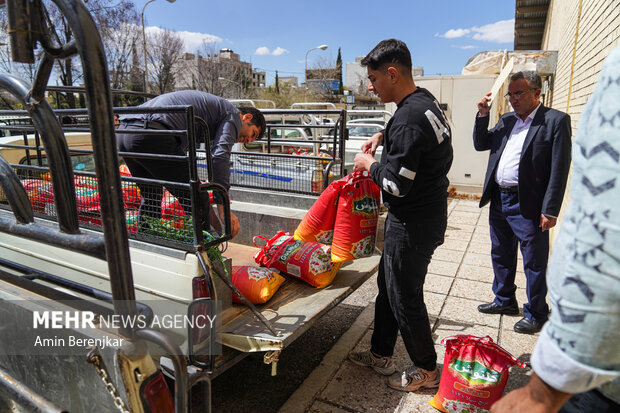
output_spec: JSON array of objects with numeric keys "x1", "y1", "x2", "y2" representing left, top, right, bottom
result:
[{"x1": 86, "y1": 347, "x2": 131, "y2": 413}]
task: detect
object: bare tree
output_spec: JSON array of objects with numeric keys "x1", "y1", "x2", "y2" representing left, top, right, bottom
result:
[
  {"x1": 192, "y1": 42, "x2": 226, "y2": 95},
  {"x1": 0, "y1": 9, "x2": 11, "y2": 74},
  {"x1": 0, "y1": 8, "x2": 40, "y2": 86},
  {"x1": 105, "y1": 20, "x2": 141, "y2": 92},
  {"x1": 147, "y1": 28, "x2": 184, "y2": 94},
  {"x1": 0, "y1": 13, "x2": 18, "y2": 110},
  {"x1": 40, "y1": 0, "x2": 138, "y2": 107},
  {"x1": 308, "y1": 55, "x2": 339, "y2": 102},
  {"x1": 180, "y1": 42, "x2": 253, "y2": 98}
]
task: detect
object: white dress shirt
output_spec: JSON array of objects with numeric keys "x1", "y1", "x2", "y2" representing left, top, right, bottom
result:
[{"x1": 495, "y1": 103, "x2": 541, "y2": 187}]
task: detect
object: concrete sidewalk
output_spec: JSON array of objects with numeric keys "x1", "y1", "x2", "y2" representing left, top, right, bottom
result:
[{"x1": 280, "y1": 198, "x2": 538, "y2": 413}]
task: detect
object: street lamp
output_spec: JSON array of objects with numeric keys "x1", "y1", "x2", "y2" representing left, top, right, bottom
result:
[
  {"x1": 304, "y1": 44, "x2": 328, "y2": 101},
  {"x1": 141, "y1": 0, "x2": 175, "y2": 93},
  {"x1": 218, "y1": 77, "x2": 242, "y2": 98}
]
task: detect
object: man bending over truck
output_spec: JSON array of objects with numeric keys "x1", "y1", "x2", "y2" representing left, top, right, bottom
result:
[{"x1": 117, "y1": 90, "x2": 265, "y2": 238}]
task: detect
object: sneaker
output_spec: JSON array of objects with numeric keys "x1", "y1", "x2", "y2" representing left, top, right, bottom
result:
[
  {"x1": 387, "y1": 365, "x2": 440, "y2": 392},
  {"x1": 348, "y1": 350, "x2": 396, "y2": 376}
]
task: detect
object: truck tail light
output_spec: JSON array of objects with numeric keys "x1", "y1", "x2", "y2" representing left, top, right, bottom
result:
[
  {"x1": 192, "y1": 276, "x2": 210, "y2": 299},
  {"x1": 191, "y1": 276, "x2": 210, "y2": 345},
  {"x1": 140, "y1": 372, "x2": 174, "y2": 413}
]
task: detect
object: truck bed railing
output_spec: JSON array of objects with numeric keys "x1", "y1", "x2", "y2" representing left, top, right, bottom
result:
[
  {"x1": 230, "y1": 108, "x2": 347, "y2": 195},
  {"x1": 1, "y1": 0, "x2": 195, "y2": 411},
  {"x1": 0, "y1": 104, "x2": 232, "y2": 251}
]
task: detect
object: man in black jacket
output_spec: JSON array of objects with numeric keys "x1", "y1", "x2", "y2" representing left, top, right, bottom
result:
[
  {"x1": 474, "y1": 71, "x2": 571, "y2": 334},
  {"x1": 348, "y1": 39, "x2": 453, "y2": 392}
]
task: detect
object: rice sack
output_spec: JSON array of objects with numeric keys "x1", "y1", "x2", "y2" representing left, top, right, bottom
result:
[
  {"x1": 231, "y1": 266, "x2": 285, "y2": 304},
  {"x1": 430, "y1": 335, "x2": 526, "y2": 413},
  {"x1": 254, "y1": 231, "x2": 342, "y2": 288},
  {"x1": 294, "y1": 177, "x2": 346, "y2": 244},
  {"x1": 331, "y1": 172, "x2": 380, "y2": 262}
]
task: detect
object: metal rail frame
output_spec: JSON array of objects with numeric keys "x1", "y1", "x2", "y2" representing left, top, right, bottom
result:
[
  {"x1": 0, "y1": 0, "x2": 196, "y2": 411},
  {"x1": 231, "y1": 108, "x2": 347, "y2": 195}
]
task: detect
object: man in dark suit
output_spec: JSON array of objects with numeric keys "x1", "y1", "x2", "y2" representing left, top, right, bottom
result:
[{"x1": 473, "y1": 71, "x2": 572, "y2": 334}]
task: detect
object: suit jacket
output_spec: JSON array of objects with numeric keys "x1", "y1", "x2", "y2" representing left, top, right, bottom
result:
[{"x1": 473, "y1": 105, "x2": 572, "y2": 219}]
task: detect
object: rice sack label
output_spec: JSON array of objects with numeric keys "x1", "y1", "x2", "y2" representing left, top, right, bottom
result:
[
  {"x1": 254, "y1": 231, "x2": 342, "y2": 288},
  {"x1": 294, "y1": 177, "x2": 346, "y2": 244},
  {"x1": 331, "y1": 172, "x2": 380, "y2": 262},
  {"x1": 231, "y1": 266, "x2": 285, "y2": 304},
  {"x1": 430, "y1": 335, "x2": 525, "y2": 413}
]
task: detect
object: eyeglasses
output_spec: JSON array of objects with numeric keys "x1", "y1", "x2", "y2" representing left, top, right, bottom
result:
[{"x1": 504, "y1": 88, "x2": 538, "y2": 100}]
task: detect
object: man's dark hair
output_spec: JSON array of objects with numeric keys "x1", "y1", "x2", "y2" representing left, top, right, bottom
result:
[
  {"x1": 510, "y1": 71, "x2": 542, "y2": 89},
  {"x1": 360, "y1": 39, "x2": 412, "y2": 71},
  {"x1": 239, "y1": 106, "x2": 266, "y2": 139}
]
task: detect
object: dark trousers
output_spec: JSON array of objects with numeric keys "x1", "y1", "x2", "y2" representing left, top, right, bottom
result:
[
  {"x1": 117, "y1": 124, "x2": 209, "y2": 228},
  {"x1": 559, "y1": 389, "x2": 620, "y2": 413},
  {"x1": 489, "y1": 189, "x2": 549, "y2": 321},
  {"x1": 371, "y1": 209, "x2": 446, "y2": 371}
]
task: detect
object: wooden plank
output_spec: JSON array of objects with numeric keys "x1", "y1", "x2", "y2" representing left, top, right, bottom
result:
[{"x1": 489, "y1": 58, "x2": 515, "y2": 104}]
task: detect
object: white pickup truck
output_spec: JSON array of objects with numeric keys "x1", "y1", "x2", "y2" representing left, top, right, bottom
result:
[{"x1": 0, "y1": 2, "x2": 378, "y2": 411}]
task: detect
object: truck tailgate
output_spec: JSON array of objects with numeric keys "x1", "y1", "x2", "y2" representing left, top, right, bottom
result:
[{"x1": 219, "y1": 243, "x2": 380, "y2": 352}]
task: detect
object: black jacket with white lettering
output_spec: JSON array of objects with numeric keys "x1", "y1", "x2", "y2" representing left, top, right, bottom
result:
[{"x1": 369, "y1": 88, "x2": 453, "y2": 219}]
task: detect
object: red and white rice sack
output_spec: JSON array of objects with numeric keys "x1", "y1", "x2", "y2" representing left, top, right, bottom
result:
[
  {"x1": 231, "y1": 266, "x2": 285, "y2": 304},
  {"x1": 254, "y1": 231, "x2": 342, "y2": 288}
]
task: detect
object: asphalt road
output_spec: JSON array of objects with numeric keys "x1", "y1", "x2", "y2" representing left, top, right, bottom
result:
[{"x1": 208, "y1": 301, "x2": 365, "y2": 413}]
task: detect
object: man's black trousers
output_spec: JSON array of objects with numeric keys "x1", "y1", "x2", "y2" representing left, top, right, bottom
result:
[{"x1": 371, "y1": 207, "x2": 447, "y2": 371}]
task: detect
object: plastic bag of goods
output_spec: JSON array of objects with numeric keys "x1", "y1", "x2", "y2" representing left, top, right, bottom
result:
[
  {"x1": 231, "y1": 266, "x2": 285, "y2": 304},
  {"x1": 253, "y1": 231, "x2": 343, "y2": 288},
  {"x1": 294, "y1": 177, "x2": 346, "y2": 244},
  {"x1": 121, "y1": 181, "x2": 141, "y2": 209},
  {"x1": 75, "y1": 186, "x2": 102, "y2": 226},
  {"x1": 331, "y1": 172, "x2": 381, "y2": 262},
  {"x1": 74, "y1": 175, "x2": 98, "y2": 189},
  {"x1": 161, "y1": 189, "x2": 186, "y2": 229},
  {"x1": 21, "y1": 179, "x2": 54, "y2": 213},
  {"x1": 119, "y1": 164, "x2": 132, "y2": 177},
  {"x1": 125, "y1": 210, "x2": 139, "y2": 234},
  {"x1": 429, "y1": 335, "x2": 526, "y2": 413}
]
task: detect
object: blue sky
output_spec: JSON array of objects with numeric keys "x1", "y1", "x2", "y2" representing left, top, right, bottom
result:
[{"x1": 138, "y1": 0, "x2": 516, "y2": 85}]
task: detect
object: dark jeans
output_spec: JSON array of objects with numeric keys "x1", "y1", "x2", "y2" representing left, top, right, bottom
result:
[
  {"x1": 371, "y1": 208, "x2": 447, "y2": 371},
  {"x1": 117, "y1": 123, "x2": 210, "y2": 229},
  {"x1": 559, "y1": 389, "x2": 620, "y2": 413},
  {"x1": 489, "y1": 189, "x2": 550, "y2": 321}
]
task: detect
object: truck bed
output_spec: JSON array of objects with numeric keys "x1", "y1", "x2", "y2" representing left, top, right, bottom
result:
[{"x1": 218, "y1": 243, "x2": 380, "y2": 353}]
